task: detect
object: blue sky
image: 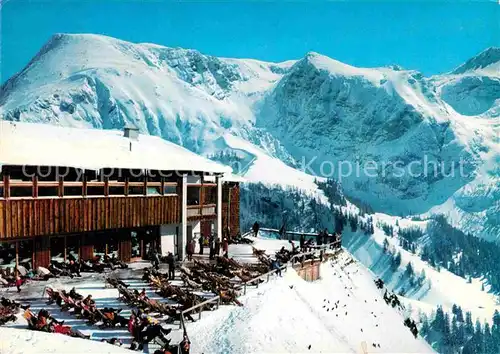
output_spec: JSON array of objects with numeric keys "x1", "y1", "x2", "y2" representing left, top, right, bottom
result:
[{"x1": 1, "y1": 0, "x2": 498, "y2": 82}]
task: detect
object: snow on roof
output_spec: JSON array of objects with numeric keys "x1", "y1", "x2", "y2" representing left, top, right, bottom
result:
[
  {"x1": 0, "y1": 121, "x2": 231, "y2": 174},
  {"x1": 221, "y1": 172, "x2": 246, "y2": 183}
]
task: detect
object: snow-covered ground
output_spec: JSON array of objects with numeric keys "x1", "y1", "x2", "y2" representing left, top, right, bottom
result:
[
  {"x1": 187, "y1": 251, "x2": 433, "y2": 353},
  {"x1": 0, "y1": 327, "x2": 130, "y2": 354}
]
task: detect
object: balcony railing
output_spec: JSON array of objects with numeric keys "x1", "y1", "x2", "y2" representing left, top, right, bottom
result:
[{"x1": 186, "y1": 204, "x2": 216, "y2": 218}]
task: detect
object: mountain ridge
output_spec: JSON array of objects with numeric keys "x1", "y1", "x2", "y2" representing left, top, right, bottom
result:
[{"x1": 1, "y1": 33, "x2": 498, "y2": 240}]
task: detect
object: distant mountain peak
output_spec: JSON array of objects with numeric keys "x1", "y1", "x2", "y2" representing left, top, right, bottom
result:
[{"x1": 452, "y1": 46, "x2": 500, "y2": 75}]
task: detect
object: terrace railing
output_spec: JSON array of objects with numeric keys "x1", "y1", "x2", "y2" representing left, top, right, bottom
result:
[{"x1": 179, "y1": 295, "x2": 221, "y2": 329}]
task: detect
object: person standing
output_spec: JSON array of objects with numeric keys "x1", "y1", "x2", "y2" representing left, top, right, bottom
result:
[
  {"x1": 270, "y1": 259, "x2": 282, "y2": 277},
  {"x1": 323, "y1": 228, "x2": 329, "y2": 245},
  {"x1": 252, "y1": 222, "x2": 260, "y2": 237},
  {"x1": 198, "y1": 235, "x2": 204, "y2": 255},
  {"x1": 299, "y1": 234, "x2": 306, "y2": 252},
  {"x1": 316, "y1": 230, "x2": 323, "y2": 246},
  {"x1": 166, "y1": 252, "x2": 175, "y2": 280},
  {"x1": 186, "y1": 239, "x2": 195, "y2": 261},
  {"x1": 208, "y1": 235, "x2": 215, "y2": 260},
  {"x1": 15, "y1": 274, "x2": 22, "y2": 293},
  {"x1": 214, "y1": 237, "x2": 221, "y2": 257},
  {"x1": 222, "y1": 237, "x2": 229, "y2": 255}
]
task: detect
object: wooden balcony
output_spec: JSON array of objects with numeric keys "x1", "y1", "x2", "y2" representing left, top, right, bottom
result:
[
  {"x1": 0, "y1": 195, "x2": 180, "y2": 240},
  {"x1": 186, "y1": 204, "x2": 217, "y2": 221}
]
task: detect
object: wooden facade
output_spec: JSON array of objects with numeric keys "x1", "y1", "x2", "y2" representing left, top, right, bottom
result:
[
  {"x1": 222, "y1": 182, "x2": 240, "y2": 239},
  {"x1": 0, "y1": 196, "x2": 180, "y2": 240},
  {"x1": 0, "y1": 164, "x2": 240, "y2": 268}
]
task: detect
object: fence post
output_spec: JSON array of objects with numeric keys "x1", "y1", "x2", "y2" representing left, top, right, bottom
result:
[
  {"x1": 267, "y1": 273, "x2": 270, "y2": 282},
  {"x1": 199, "y1": 304, "x2": 203, "y2": 321},
  {"x1": 217, "y1": 296, "x2": 220, "y2": 310},
  {"x1": 256, "y1": 279, "x2": 259, "y2": 288},
  {"x1": 244, "y1": 283, "x2": 247, "y2": 295},
  {"x1": 179, "y1": 314, "x2": 183, "y2": 329}
]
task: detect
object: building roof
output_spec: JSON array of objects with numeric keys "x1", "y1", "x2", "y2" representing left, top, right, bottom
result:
[
  {"x1": 0, "y1": 121, "x2": 231, "y2": 174},
  {"x1": 222, "y1": 172, "x2": 246, "y2": 183}
]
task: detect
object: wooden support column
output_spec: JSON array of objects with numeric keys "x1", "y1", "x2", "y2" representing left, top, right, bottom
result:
[
  {"x1": 118, "y1": 230, "x2": 131, "y2": 263},
  {"x1": 124, "y1": 177, "x2": 129, "y2": 196},
  {"x1": 143, "y1": 174, "x2": 148, "y2": 196},
  {"x1": 215, "y1": 176, "x2": 222, "y2": 240},
  {"x1": 3, "y1": 172, "x2": 10, "y2": 199},
  {"x1": 34, "y1": 237, "x2": 50, "y2": 268},
  {"x1": 179, "y1": 174, "x2": 187, "y2": 260},
  {"x1": 58, "y1": 177, "x2": 64, "y2": 198},
  {"x1": 160, "y1": 177, "x2": 165, "y2": 196},
  {"x1": 32, "y1": 175, "x2": 38, "y2": 198},
  {"x1": 104, "y1": 177, "x2": 109, "y2": 197},
  {"x1": 82, "y1": 174, "x2": 87, "y2": 197},
  {"x1": 200, "y1": 178, "x2": 204, "y2": 211},
  {"x1": 80, "y1": 234, "x2": 94, "y2": 260}
]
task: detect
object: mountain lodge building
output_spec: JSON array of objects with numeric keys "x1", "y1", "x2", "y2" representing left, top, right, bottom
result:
[{"x1": 0, "y1": 121, "x2": 241, "y2": 270}]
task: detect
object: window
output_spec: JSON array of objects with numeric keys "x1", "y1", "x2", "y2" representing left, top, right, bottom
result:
[
  {"x1": 10, "y1": 186, "x2": 32, "y2": 198},
  {"x1": 0, "y1": 242, "x2": 16, "y2": 268},
  {"x1": 187, "y1": 187, "x2": 200, "y2": 205},
  {"x1": 87, "y1": 186, "x2": 105, "y2": 196},
  {"x1": 164, "y1": 185, "x2": 177, "y2": 194},
  {"x1": 92, "y1": 232, "x2": 106, "y2": 258},
  {"x1": 64, "y1": 186, "x2": 83, "y2": 196},
  {"x1": 107, "y1": 233, "x2": 120, "y2": 258},
  {"x1": 204, "y1": 186, "x2": 217, "y2": 204},
  {"x1": 67, "y1": 236, "x2": 80, "y2": 261},
  {"x1": 129, "y1": 186, "x2": 144, "y2": 195},
  {"x1": 51, "y1": 237, "x2": 65, "y2": 262},
  {"x1": 131, "y1": 231, "x2": 141, "y2": 258},
  {"x1": 147, "y1": 187, "x2": 161, "y2": 196},
  {"x1": 18, "y1": 240, "x2": 33, "y2": 270},
  {"x1": 38, "y1": 187, "x2": 58, "y2": 197},
  {"x1": 109, "y1": 186, "x2": 125, "y2": 195}
]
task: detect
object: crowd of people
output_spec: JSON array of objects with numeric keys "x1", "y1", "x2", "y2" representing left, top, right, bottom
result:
[
  {"x1": 23, "y1": 306, "x2": 90, "y2": 339},
  {"x1": 192, "y1": 234, "x2": 229, "y2": 261},
  {"x1": 106, "y1": 278, "x2": 190, "y2": 353},
  {"x1": 43, "y1": 283, "x2": 189, "y2": 353},
  {"x1": 46, "y1": 287, "x2": 129, "y2": 328},
  {"x1": 0, "y1": 254, "x2": 128, "y2": 294}
]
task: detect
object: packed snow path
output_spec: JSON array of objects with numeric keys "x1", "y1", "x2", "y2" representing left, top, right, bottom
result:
[{"x1": 187, "y1": 252, "x2": 434, "y2": 353}]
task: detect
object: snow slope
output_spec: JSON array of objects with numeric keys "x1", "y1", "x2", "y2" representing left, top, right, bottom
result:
[
  {"x1": 0, "y1": 327, "x2": 130, "y2": 354},
  {"x1": 187, "y1": 252, "x2": 433, "y2": 353},
  {"x1": 0, "y1": 34, "x2": 498, "y2": 240},
  {"x1": 340, "y1": 211, "x2": 500, "y2": 326}
]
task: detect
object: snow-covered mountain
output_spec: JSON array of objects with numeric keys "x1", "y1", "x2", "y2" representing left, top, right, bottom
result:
[{"x1": 1, "y1": 33, "x2": 498, "y2": 240}]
